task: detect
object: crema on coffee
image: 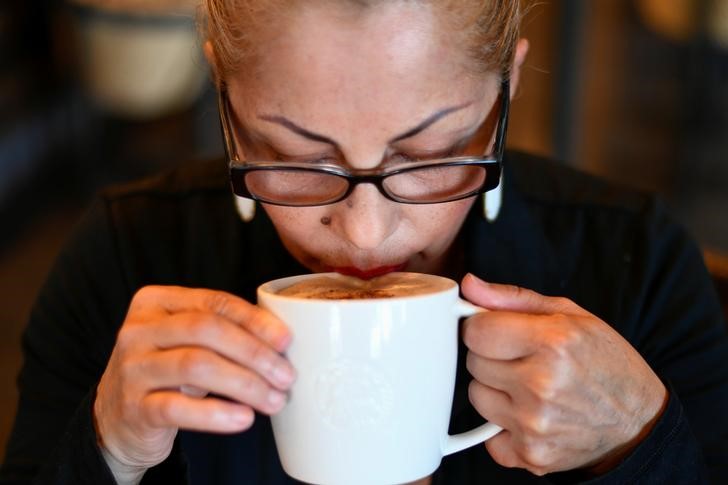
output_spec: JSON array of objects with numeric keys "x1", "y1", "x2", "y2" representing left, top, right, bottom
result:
[{"x1": 276, "y1": 272, "x2": 454, "y2": 300}]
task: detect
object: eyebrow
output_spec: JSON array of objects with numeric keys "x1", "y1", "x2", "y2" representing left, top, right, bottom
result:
[{"x1": 258, "y1": 102, "x2": 473, "y2": 147}]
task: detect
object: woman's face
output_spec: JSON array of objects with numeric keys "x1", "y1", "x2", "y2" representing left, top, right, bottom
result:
[{"x1": 223, "y1": 2, "x2": 515, "y2": 277}]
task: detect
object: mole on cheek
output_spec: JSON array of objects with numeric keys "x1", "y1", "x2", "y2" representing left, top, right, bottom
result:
[{"x1": 320, "y1": 216, "x2": 332, "y2": 226}]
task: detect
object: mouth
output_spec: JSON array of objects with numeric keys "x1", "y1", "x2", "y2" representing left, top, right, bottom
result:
[{"x1": 329, "y1": 263, "x2": 407, "y2": 280}]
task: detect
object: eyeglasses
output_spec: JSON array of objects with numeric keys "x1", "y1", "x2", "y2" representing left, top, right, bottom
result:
[{"x1": 218, "y1": 79, "x2": 510, "y2": 207}]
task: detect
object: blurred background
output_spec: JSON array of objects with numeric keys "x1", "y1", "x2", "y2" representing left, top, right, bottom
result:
[{"x1": 1, "y1": 0, "x2": 727, "y2": 459}]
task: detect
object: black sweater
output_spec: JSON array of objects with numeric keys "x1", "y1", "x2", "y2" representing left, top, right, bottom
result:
[{"x1": 2, "y1": 151, "x2": 727, "y2": 484}]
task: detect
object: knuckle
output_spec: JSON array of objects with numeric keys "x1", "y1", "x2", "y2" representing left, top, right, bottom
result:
[
  {"x1": 543, "y1": 321, "x2": 582, "y2": 358},
  {"x1": 118, "y1": 317, "x2": 157, "y2": 353},
  {"x1": 130, "y1": 285, "x2": 161, "y2": 307},
  {"x1": 498, "y1": 452, "x2": 520, "y2": 469},
  {"x1": 462, "y1": 317, "x2": 485, "y2": 350},
  {"x1": 157, "y1": 397, "x2": 180, "y2": 424},
  {"x1": 235, "y1": 371, "x2": 259, "y2": 396},
  {"x1": 178, "y1": 350, "x2": 212, "y2": 380},
  {"x1": 523, "y1": 410, "x2": 552, "y2": 436},
  {"x1": 486, "y1": 440, "x2": 519, "y2": 469},
  {"x1": 247, "y1": 339, "x2": 270, "y2": 366},
  {"x1": 519, "y1": 439, "x2": 551, "y2": 470},
  {"x1": 115, "y1": 326, "x2": 135, "y2": 353},
  {"x1": 552, "y1": 296, "x2": 573, "y2": 312},
  {"x1": 530, "y1": 372, "x2": 558, "y2": 403},
  {"x1": 467, "y1": 378, "x2": 478, "y2": 395},
  {"x1": 204, "y1": 291, "x2": 231, "y2": 316},
  {"x1": 245, "y1": 308, "x2": 269, "y2": 333},
  {"x1": 188, "y1": 314, "x2": 223, "y2": 342},
  {"x1": 116, "y1": 319, "x2": 147, "y2": 347},
  {"x1": 465, "y1": 352, "x2": 478, "y2": 375},
  {"x1": 510, "y1": 285, "x2": 532, "y2": 298},
  {"x1": 529, "y1": 466, "x2": 550, "y2": 477},
  {"x1": 467, "y1": 379, "x2": 485, "y2": 404},
  {"x1": 508, "y1": 284, "x2": 532, "y2": 303}
]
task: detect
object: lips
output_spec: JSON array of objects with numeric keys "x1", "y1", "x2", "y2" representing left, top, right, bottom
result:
[{"x1": 330, "y1": 263, "x2": 407, "y2": 280}]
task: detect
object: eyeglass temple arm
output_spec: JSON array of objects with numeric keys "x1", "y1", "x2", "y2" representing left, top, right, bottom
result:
[
  {"x1": 217, "y1": 89, "x2": 238, "y2": 162},
  {"x1": 493, "y1": 78, "x2": 511, "y2": 160}
]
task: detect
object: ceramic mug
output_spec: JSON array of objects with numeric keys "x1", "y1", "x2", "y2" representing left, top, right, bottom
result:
[{"x1": 258, "y1": 272, "x2": 502, "y2": 485}]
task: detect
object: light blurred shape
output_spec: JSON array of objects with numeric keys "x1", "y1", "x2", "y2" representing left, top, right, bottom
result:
[
  {"x1": 637, "y1": 0, "x2": 700, "y2": 42},
  {"x1": 71, "y1": 3, "x2": 207, "y2": 120},
  {"x1": 707, "y1": 0, "x2": 728, "y2": 48}
]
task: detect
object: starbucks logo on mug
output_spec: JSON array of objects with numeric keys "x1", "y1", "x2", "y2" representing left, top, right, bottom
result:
[{"x1": 315, "y1": 360, "x2": 394, "y2": 430}]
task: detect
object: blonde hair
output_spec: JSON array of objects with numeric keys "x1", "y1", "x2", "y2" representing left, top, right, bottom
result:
[{"x1": 202, "y1": 0, "x2": 522, "y2": 83}]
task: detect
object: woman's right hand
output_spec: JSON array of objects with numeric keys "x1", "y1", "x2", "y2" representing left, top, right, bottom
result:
[{"x1": 93, "y1": 286, "x2": 295, "y2": 483}]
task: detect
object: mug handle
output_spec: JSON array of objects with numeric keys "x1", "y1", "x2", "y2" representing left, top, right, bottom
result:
[{"x1": 441, "y1": 299, "x2": 503, "y2": 456}]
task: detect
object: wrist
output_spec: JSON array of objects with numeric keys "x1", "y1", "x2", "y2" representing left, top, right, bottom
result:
[
  {"x1": 99, "y1": 446, "x2": 146, "y2": 485},
  {"x1": 587, "y1": 383, "x2": 670, "y2": 476},
  {"x1": 93, "y1": 395, "x2": 147, "y2": 485}
]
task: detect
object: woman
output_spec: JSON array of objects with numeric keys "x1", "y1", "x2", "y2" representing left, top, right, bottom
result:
[{"x1": 2, "y1": 0, "x2": 727, "y2": 483}]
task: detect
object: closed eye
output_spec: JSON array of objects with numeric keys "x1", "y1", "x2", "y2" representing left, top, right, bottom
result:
[
  {"x1": 388, "y1": 142, "x2": 465, "y2": 164},
  {"x1": 273, "y1": 152, "x2": 341, "y2": 165}
]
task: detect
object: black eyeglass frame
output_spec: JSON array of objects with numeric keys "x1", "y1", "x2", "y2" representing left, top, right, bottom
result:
[{"x1": 218, "y1": 79, "x2": 510, "y2": 207}]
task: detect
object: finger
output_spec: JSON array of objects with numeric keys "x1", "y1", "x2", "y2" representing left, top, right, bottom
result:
[
  {"x1": 467, "y1": 353, "x2": 554, "y2": 409},
  {"x1": 139, "y1": 347, "x2": 288, "y2": 415},
  {"x1": 484, "y1": 429, "x2": 523, "y2": 470},
  {"x1": 461, "y1": 274, "x2": 587, "y2": 316},
  {"x1": 466, "y1": 352, "x2": 521, "y2": 393},
  {"x1": 150, "y1": 311, "x2": 295, "y2": 390},
  {"x1": 141, "y1": 391, "x2": 255, "y2": 433},
  {"x1": 486, "y1": 426, "x2": 554, "y2": 476},
  {"x1": 462, "y1": 310, "x2": 545, "y2": 359},
  {"x1": 132, "y1": 286, "x2": 291, "y2": 352},
  {"x1": 469, "y1": 381, "x2": 525, "y2": 470},
  {"x1": 468, "y1": 379, "x2": 516, "y2": 432}
]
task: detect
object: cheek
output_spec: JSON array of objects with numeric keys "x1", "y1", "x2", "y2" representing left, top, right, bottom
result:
[
  {"x1": 409, "y1": 199, "x2": 473, "y2": 239},
  {"x1": 264, "y1": 206, "x2": 327, "y2": 245}
]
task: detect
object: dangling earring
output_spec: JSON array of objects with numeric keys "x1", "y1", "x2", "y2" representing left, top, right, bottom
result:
[
  {"x1": 234, "y1": 195, "x2": 256, "y2": 222},
  {"x1": 482, "y1": 173, "x2": 503, "y2": 222}
]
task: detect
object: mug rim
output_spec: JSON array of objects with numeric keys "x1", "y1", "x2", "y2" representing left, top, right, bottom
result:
[{"x1": 257, "y1": 271, "x2": 458, "y2": 303}]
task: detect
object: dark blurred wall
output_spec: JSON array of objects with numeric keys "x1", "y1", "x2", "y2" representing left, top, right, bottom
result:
[
  {"x1": 0, "y1": 0, "x2": 60, "y2": 207},
  {"x1": 1, "y1": 0, "x2": 97, "y2": 249},
  {"x1": 0, "y1": 1, "x2": 223, "y2": 251},
  {"x1": 512, "y1": 0, "x2": 728, "y2": 257}
]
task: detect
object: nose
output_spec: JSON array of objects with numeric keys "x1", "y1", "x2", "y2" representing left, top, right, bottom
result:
[{"x1": 335, "y1": 183, "x2": 399, "y2": 251}]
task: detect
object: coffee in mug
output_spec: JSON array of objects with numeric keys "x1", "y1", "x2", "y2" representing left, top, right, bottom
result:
[
  {"x1": 258, "y1": 272, "x2": 501, "y2": 485},
  {"x1": 276, "y1": 272, "x2": 453, "y2": 300}
]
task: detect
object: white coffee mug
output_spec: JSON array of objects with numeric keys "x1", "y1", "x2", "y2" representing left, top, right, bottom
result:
[{"x1": 258, "y1": 272, "x2": 502, "y2": 485}]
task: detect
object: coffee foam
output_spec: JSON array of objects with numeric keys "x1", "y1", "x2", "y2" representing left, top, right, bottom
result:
[{"x1": 276, "y1": 272, "x2": 454, "y2": 300}]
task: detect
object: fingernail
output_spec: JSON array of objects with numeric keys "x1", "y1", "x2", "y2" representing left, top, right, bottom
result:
[
  {"x1": 230, "y1": 409, "x2": 252, "y2": 426},
  {"x1": 276, "y1": 332, "x2": 292, "y2": 352},
  {"x1": 266, "y1": 323, "x2": 291, "y2": 352},
  {"x1": 268, "y1": 390, "x2": 286, "y2": 408},
  {"x1": 273, "y1": 365, "x2": 294, "y2": 387},
  {"x1": 466, "y1": 273, "x2": 487, "y2": 286}
]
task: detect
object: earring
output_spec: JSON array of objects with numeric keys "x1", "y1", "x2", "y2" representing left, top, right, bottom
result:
[
  {"x1": 482, "y1": 174, "x2": 503, "y2": 222},
  {"x1": 234, "y1": 195, "x2": 256, "y2": 222}
]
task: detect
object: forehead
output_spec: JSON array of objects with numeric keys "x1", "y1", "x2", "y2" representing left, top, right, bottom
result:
[{"x1": 226, "y1": 2, "x2": 494, "y2": 126}]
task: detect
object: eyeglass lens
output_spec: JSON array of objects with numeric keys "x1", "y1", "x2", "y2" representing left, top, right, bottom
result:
[
  {"x1": 243, "y1": 163, "x2": 489, "y2": 204},
  {"x1": 245, "y1": 169, "x2": 350, "y2": 205},
  {"x1": 382, "y1": 164, "x2": 487, "y2": 202}
]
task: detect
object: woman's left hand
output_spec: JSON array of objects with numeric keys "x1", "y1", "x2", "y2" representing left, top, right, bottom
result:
[{"x1": 461, "y1": 274, "x2": 668, "y2": 477}]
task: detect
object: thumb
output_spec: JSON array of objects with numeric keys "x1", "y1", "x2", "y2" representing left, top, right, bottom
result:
[{"x1": 461, "y1": 273, "x2": 581, "y2": 315}]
